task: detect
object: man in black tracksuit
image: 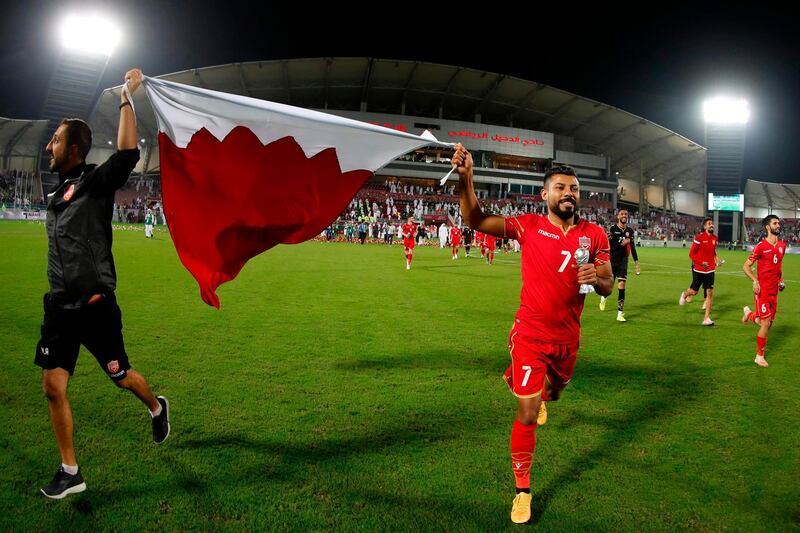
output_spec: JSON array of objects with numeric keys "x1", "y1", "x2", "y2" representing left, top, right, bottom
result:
[
  {"x1": 599, "y1": 208, "x2": 640, "y2": 322},
  {"x1": 35, "y1": 69, "x2": 170, "y2": 499}
]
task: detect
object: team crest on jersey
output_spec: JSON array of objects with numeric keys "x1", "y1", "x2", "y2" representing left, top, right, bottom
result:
[
  {"x1": 578, "y1": 236, "x2": 591, "y2": 249},
  {"x1": 63, "y1": 184, "x2": 75, "y2": 201},
  {"x1": 107, "y1": 360, "x2": 120, "y2": 373}
]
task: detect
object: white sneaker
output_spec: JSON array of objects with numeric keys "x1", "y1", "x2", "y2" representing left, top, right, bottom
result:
[
  {"x1": 742, "y1": 306, "x2": 752, "y2": 324},
  {"x1": 679, "y1": 292, "x2": 686, "y2": 306},
  {"x1": 406, "y1": 263, "x2": 410, "y2": 270},
  {"x1": 701, "y1": 318, "x2": 715, "y2": 326},
  {"x1": 754, "y1": 355, "x2": 769, "y2": 367}
]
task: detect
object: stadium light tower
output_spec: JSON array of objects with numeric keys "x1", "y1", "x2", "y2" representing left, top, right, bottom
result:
[
  {"x1": 39, "y1": 13, "x2": 122, "y2": 172},
  {"x1": 703, "y1": 97, "x2": 749, "y2": 242}
]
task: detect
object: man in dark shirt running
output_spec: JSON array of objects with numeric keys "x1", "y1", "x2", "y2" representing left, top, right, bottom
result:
[
  {"x1": 35, "y1": 68, "x2": 170, "y2": 499},
  {"x1": 599, "y1": 209, "x2": 639, "y2": 322}
]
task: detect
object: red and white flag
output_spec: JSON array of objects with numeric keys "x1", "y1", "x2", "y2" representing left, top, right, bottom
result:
[{"x1": 143, "y1": 77, "x2": 444, "y2": 307}]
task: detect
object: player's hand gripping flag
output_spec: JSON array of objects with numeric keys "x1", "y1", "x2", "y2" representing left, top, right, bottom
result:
[{"x1": 142, "y1": 77, "x2": 447, "y2": 307}]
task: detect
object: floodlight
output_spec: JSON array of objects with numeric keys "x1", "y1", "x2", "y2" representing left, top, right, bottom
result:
[
  {"x1": 60, "y1": 14, "x2": 121, "y2": 56},
  {"x1": 703, "y1": 98, "x2": 749, "y2": 124}
]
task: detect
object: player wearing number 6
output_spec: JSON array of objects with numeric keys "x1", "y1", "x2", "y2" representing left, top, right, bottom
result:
[
  {"x1": 741, "y1": 215, "x2": 786, "y2": 368},
  {"x1": 452, "y1": 143, "x2": 613, "y2": 524}
]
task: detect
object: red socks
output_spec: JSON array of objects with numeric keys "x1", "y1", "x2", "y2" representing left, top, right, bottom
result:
[
  {"x1": 757, "y1": 335, "x2": 767, "y2": 356},
  {"x1": 511, "y1": 420, "x2": 537, "y2": 490}
]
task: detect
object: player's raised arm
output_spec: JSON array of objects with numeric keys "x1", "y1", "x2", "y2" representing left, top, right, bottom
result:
[
  {"x1": 453, "y1": 143, "x2": 505, "y2": 238},
  {"x1": 118, "y1": 68, "x2": 142, "y2": 150}
]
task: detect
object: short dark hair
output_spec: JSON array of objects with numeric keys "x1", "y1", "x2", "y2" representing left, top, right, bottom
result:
[
  {"x1": 702, "y1": 217, "x2": 713, "y2": 226},
  {"x1": 543, "y1": 165, "x2": 578, "y2": 188},
  {"x1": 762, "y1": 214, "x2": 779, "y2": 228},
  {"x1": 59, "y1": 118, "x2": 92, "y2": 160}
]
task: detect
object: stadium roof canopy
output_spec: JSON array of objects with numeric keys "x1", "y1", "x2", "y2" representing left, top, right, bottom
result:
[
  {"x1": 90, "y1": 58, "x2": 707, "y2": 190},
  {"x1": 745, "y1": 179, "x2": 800, "y2": 210},
  {"x1": 0, "y1": 117, "x2": 48, "y2": 170}
]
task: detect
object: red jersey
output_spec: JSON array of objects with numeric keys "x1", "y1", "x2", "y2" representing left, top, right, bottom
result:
[
  {"x1": 401, "y1": 223, "x2": 417, "y2": 240},
  {"x1": 475, "y1": 231, "x2": 485, "y2": 245},
  {"x1": 749, "y1": 239, "x2": 786, "y2": 294},
  {"x1": 505, "y1": 214, "x2": 610, "y2": 343},
  {"x1": 485, "y1": 234, "x2": 497, "y2": 250},
  {"x1": 689, "y1": 232, "x2": 718, "y2": 273},
  {"x1": 450, "y1": 226, "x2": 461, "y2": 244}
]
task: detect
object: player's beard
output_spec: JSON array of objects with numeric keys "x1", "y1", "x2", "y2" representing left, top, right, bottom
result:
[
  {"x1": 770, "y1": 227, "x2": 781, "y2": 236},
  {"x1": 551, "y1": 197, "x2": 576, "y2": 221},
  {"x1": 49, "y1": 152, "x2": 66, "y2": 172}
]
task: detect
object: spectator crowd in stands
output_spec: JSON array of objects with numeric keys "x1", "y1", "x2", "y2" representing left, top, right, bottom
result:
[
  {"x1": 0, "y1": 170, "x2": 44, "y2": 207},
  {"x1": 5, "y1": 168, "x2": 798, "y2": 246},
  {"x1": 324, "y1": 178, "x2": 800, "y2": 246}
]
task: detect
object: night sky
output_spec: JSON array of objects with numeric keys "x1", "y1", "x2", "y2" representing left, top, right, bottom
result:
[{"x1": 1, "y1": 1, "x2": 798, "y2": 182}]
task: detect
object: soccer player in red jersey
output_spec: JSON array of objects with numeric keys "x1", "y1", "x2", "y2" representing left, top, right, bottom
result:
[
  {"x1": 450, "y1": 225, "x2": 462, "y2": 260},
  {"x1": 401, "y1": 216, "x2": 417, "y2": 270},
  {"x1": 485, "y1": 233, "x2": 497, "y2": 264},
  {"x1": 452, "y1": 143, "x2": 613, "y2": 524},
  {"x1": 475, "y1": 230, "x2": 486, "y2": 257},
  {"x1": 741, "y1": 215, "x2": 786, "y2": 367},
  {"x1": 679, "y1": 218, "x2": 721, "y2": 325}
]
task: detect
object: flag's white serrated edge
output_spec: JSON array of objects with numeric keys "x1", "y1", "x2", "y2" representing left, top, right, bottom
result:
[{"x1": 143, "y1": 76, "x2": 449, "y2": 174}]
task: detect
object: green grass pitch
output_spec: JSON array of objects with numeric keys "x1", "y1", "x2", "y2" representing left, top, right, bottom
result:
[{"x1": 1, "y1": 220, "x2": 798, "y2": 531}]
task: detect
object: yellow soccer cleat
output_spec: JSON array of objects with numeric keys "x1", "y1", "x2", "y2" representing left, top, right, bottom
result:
[
  {"x1": 599, "y1": 296, "x2": 606, "y2": 311},
  {"x1": 537, "y1": 401, "x2": 547, "y2": 426},
  {"x1": 616, "y1": 312, "x2": 627, "y2": 322},
  {"x1": 510, "y1": 492, "x2": 532, "y2": 524}
]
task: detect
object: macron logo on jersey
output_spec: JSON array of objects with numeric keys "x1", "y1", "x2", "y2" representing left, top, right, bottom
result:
[{"x1": 537, "y1": 228, "x2": 560, "y2": 240}]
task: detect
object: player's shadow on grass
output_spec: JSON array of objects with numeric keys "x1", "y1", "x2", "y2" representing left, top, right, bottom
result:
[
  {"x1": 72, "y1": 359, "x2": 705, "y2": 528},
  {"x1": 334, "y1": 350, "x2": 499, "y2": 373},
  {"x1": 175, "y1": 412, "x2": 468, "y2": 465},
  {"x1": 70, "y1": 410, "x2": 482, "y2": 516},
  {"x1": 529, "y1": 358, "x2": 706, "y2": 525}
]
